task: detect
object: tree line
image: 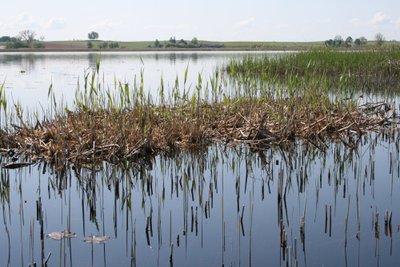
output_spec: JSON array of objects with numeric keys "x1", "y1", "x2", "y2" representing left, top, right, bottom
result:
[
  {"x1": 0, "y1": 30, "x2": 44, "y2": 49},
  {"x1": 151, "y1": 37, "x2": 224, "y2": 49},
  {"x1": 325, "y1": 35, "x2": 367, "y2": 48},
  {"x1": 325, "y1": 33, "x2": 387, "y2": 48}
]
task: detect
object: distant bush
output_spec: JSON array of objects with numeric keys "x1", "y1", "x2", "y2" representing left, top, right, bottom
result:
[
  {"x1": 152, "y1": 36, "x2": 224, "y2": 49},
  {"x1": 154, "y1": 36, "x2": 222, "y2": 49},
  {"x1": 153, "y1": 39, "x2": 163, "y2": 48},
  {"x1": 109, "y1": 42, "x2": 119, "y2": 48},
  {"x1": 32, "y1": 42, "x2": 45, "y2": 49},
  {"x1": 100, "y1": 42, "x2": 108, "y2": 49},
  {"x1": 87, "y1": 41, "x2": 93, "y2": 48},
  {"x1": 6, "y1": 40, "x2": 29, "y2": 49},
  {"x1": 0, "y1": 36, "x2": 14, "y2": 42}
]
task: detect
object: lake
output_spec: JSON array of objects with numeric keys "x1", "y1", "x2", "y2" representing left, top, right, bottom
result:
[
  {"x1": 0, "y1": 51, "x2": 270, "y2": 110},
  {"x1": 0, "y1": 52, "x2": 399, "y2": 267}
]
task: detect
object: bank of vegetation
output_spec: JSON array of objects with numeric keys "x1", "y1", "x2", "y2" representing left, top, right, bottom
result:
[
  {"x1": 0, "y1": 50, "x2": 398, "y2": 168},
  {"x1": 1, "y1": 30, "x2": 45, "y2": 49},
  {"x1": 150, "y1": 37, "x2": 224, "y2": 49}
]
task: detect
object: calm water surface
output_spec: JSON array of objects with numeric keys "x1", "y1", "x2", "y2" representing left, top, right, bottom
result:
[
  {"x1": 0, "y1": 52, "x2": 399, "y2": 267},
  {"x1": 0, "y1": 134, "x2": 399, "y2": 267},
  {"x1": 0, "y1": 51, "x2": 269, "y2": 110}
]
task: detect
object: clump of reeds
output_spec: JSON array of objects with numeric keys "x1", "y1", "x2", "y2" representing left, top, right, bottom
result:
[
  {"x1": 226, "y1": 49, "x2": 400, "y2": 96},
  {"x1": 0, "y1": 54, "x2": 398, "y2": 169},
  {"x1": 0, "y1": 92, "x2": 395, "y2": 168}
]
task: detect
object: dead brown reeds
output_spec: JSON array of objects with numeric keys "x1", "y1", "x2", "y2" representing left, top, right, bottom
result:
[
  {"x1": 0, "y1": 95, "x2": 396, "y2": 169},
  {"x1": 1, "y1": 51, "x2": 399, "y2": 168}
]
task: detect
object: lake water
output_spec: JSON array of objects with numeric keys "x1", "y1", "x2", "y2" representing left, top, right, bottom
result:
[
  {"x1": 0, "y1": 52, "x2": 399, "y2": 267},
  {"x1": 0, "y1": 51, "x2": 269, "y2": 110}
]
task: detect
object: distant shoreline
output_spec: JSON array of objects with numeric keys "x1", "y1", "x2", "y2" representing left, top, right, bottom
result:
[
  {"x1": 1, "y1": 39, "x2": 396, "y2": 53},
  {"x1": 0, "y1": 47, "x2": 298, "y2": 53}
]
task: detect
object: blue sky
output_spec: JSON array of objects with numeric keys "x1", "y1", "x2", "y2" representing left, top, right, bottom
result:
[{"x1": 1, "y1": 0, "x2": 399, "y2": 41}]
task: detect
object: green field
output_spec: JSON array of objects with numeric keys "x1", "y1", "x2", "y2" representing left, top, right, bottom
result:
[
  {"x1": 1, "y1": 39, "x2": 399, "y2": 51},
  {"x1": 44, "y1": 40, "x2": 324, "y2": 50}
]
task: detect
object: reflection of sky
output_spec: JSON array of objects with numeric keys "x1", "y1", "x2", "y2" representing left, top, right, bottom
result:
[
  {"x1": 0, "y1": 51, "x2": 269, "y2": 112},
  {"x1": 0, "y1": 134, "x2": 400, "y2": 266}
]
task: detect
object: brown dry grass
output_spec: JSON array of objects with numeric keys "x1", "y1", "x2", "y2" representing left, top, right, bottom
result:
[{"x1": 0, "y1": 97, "x2": 395, "y2": 169}]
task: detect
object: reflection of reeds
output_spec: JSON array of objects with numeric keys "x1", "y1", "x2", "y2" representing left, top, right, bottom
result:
[{"x1": 0, "y1": 128, "x2": 399, "y2": 266}]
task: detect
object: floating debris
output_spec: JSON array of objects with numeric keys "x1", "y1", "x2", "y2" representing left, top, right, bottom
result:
[
  {"x1": 1, "y1": 162, "x2": 33, "y2": 169},
  {"x1": 62, "y1": 230, "x2": 77, "y2": 238},
  {"x1": 83, "y1": 235, "x2": 111, "y2": 244},
  {"x1": 46, "y1": 229, "x2": 77, "y2": 240},
  {"x1": 47, "y1": 232, "x2": 63, "y2": 240}
]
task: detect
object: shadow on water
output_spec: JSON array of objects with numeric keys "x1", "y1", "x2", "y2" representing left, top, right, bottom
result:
[
  {"x1": 0, "y1": 131, "x2": 400, "y2": 266},
  {"x1": 0, "y1": 54, "x2": 37, "y2": 73}
]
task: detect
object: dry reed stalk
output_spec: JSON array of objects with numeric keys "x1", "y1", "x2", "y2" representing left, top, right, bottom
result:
[{"x1": 0, "y1": 98, "x2": 397, "y2": 169}]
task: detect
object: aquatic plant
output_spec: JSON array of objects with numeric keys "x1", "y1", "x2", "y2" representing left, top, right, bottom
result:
[
  {"x1": 226, "y1": 49, "x2": 400, "y2": 97},
  {"x1": 0, "y1": 51, "x2": 398, "y2": 169}
]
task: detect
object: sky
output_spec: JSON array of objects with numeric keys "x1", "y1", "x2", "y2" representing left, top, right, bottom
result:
[{"x1": 1, "y1": 0, "x2": 399, "y2": 42}]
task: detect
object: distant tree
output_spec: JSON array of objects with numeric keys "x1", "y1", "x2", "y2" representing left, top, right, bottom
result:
[
  {"x1": 88, "y1": 31, "x2": 99, "y2": 40},
  {"x1": 178, "y1": 39, "x2": 187, "y2": 47},
  {"x1": 87, "y1": 41, "x2": 93, "y2": 48},
  {"x1": 18, "y1": 30, "x2": 36, "y2": 48},
  {"x1": 375, "y1": 33, "x2": 385, "y2": 46},
  {"x1": 345, "y1": 36, "x2": 353, "y2": 47},
  {"x1": 0, "y1": 36, "x2": 12, "y2": 42},
  {"x1": 39, "y1": 36, "x2": 45, "y2": 41},
  {"x1": 334, "y1": 35, "x2": 343, "y2": 47},
  {"x1": 354, "y1": 38, "x2": 361, "y2": 46},
  {"x1": 154, "y1": 39, "x2": 162, "y2": 48},
  {"x1": 169, "y1": 36, "x2": 176, "y2": 44},
  {"x1": 325, "y1": 39, "x2": 334, "y2": 47},
  {"x1": 360, "y1": 36, "x2": 368, "y2": 45},
  {"x1": 191, "y1": 37, "x2": 199, "y2": 46}
]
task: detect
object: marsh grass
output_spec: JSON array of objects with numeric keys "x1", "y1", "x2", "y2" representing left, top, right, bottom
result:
[
  {"x1": 0, "y1": 51, "x2": 398, "y2": 168},
  {"x1": 227, "y1": 49, "x2": 400, "y2": 97}
]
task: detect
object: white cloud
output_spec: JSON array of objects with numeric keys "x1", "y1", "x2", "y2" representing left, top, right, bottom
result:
[
  {"x1": 2, "y1": 13, "x2": 42, "y2": 31},
  {"x1": 371, "y1": 11, "x2": 390, "y2": 26},
  {"x1": 89, "y1": 19, "x2": 122, "y2": 32},
  {"x1": 233, "y1": 17, "x2": 256, "y2": 30},
  {"x1": 0, "y1": 13, "x2": 67, "y2": 34},
  {"x1": 144, "y1": 24, "x2": 192, "y2": 30},
  {"x1": 350, "y1": 18, "x2": 362, "y2": 27},
  {"x1": 45, "y1": 18, "x2": 66, "y2": 30},
  {"x1": 144, "y1": 25, "x2": 165, "y2": 30}
]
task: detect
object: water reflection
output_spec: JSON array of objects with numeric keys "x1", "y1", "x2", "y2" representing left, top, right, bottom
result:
[
  {"x1": 0, "y1": 131, "x2": 399, "y2": 266},
  {"x1": 87, "y1": 53, "x2": 98, "y2": 71}
]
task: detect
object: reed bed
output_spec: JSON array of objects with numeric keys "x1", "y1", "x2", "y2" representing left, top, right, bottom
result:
[
  {"x1": 0, "y1": 94, "x2": 395, "y2": 168},
  {"x1": 0, "y1": 51, "x2": 398, "y2": 168},
  {"x1": 227, "y1": 49, "x2": 400, "y2": 96}
]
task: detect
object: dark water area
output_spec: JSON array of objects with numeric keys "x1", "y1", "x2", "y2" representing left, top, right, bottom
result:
[{"x1": 0, "y1": 131, "x2": 399, "y2": 267}]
